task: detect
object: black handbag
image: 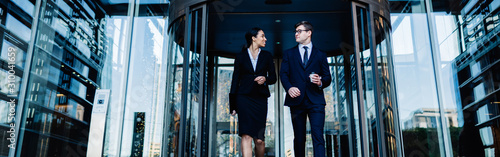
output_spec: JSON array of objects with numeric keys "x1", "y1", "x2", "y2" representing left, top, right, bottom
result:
[{"x1": 229, "y1": 93, "x2": 237, "y2": 113}]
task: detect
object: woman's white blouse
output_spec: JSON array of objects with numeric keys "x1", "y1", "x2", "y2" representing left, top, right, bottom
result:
[{"x1": 247, "y1": 48, "x2": 260, "y2": 71}]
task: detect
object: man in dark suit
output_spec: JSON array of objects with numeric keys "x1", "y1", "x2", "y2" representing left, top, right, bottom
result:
[{"x1": 280, "y1": 21, "x2": 331, "y2": 157}]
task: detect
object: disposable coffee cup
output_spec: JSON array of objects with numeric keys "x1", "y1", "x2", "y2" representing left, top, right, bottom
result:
[{"x1": 309, "y1": 72, "x2": 315, "y2": 82}]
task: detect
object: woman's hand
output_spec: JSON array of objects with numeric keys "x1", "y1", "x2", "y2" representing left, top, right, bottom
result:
[{"x1": 254, "y1": 76, "x2": 266, "y2": 85}]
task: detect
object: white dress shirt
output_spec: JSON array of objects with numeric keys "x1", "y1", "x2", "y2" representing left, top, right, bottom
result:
[
  {"x1": 247, "y1": 48, "x2": 260, "y2": 71},
  {"x1": 298, "y1": 42, "x2": 313, "y2": 63}
]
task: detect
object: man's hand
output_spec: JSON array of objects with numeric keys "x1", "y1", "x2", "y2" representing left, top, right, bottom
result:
[
  {"x1": 310, "y1": 74, "x2": 322, "y2": 86},
  {"x1": 288, "y1": 87, "x2": 301, "y2": 98},
  {"x1": 254, "y1": 76, "x2": 266, "y2": 85},
  {"x1": 231, "y1": 110, "x2": 236, "y2": 116}
]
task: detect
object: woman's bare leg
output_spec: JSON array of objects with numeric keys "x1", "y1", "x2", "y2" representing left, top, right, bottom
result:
[
  {"x1": 254, "y1": 139, "x2": 265, "y2": 157},
  {"x1": 241, "y1": 135, "x2": 253, "y2": 157}
]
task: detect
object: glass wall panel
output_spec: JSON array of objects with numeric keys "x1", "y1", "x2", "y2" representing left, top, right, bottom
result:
[
  {"x1": 1, "y1": 40, "x2": 26, "y2": 68},
  {"x1": 0, "y1": 99, "x2": 16, "y2": 156},
  {"x1": 14, "y1": 0, "x2": 105, "y2": 155},
  {"x1": 327, "y1": 56, "x2": 345, "y2": 157},
  {"x1": 0, "y1": 7, "x2": 32, "y2": 87},
  {"x1": 391, "y1": 2, "x2": 443, "y2": 156},
  {"x1": 120, "y1": 16, "x2": 168, "y2": 156},
  {"x1": 6, "y1": 14, "x2": 31, "y2": 43},
  {"x1": 451, "y1": 0, "x2": 500, "y2": 156},
  {"x1": 214, "y1": 57, "x2": 238, "y2": 156},
  {"x1": 101, "y1": 15, "x2": 130, "y2": 157},
  {"x1": 323, "y1": 57, "x2": 337, "y2": 157},
  {"x1": 283, "y1": 88, "x2": 294, "y2": 156},
  {"x1": 10, "y1": 0, "x2": 35, "y2": 17},
  {"x1": 389, "y1": 0, "x2": 487, "y2": 156},
  {"x1": 333, "y1": 54, "x2": 351, "y2": 157},
  {"x1": 266, "y1": 83, "x2": 276, "y2": 156},
  {"x1": 0, "y1": 68, "x2": 21, "y2": 96}
]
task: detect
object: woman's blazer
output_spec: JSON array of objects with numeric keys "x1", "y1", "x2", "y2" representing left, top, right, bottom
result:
[{"x1": 229, "y1": 49, "x2": 277, "y2": 112}]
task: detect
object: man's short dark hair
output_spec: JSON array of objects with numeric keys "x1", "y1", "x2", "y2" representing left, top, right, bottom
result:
[{"x1": 294, "y1": 21, "x2": 313, "y2": 32}]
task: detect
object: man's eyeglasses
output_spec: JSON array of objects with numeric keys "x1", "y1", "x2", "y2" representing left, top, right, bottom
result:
[{"x1": 294, "y1": 29, "x2": 310, "y2": 34}]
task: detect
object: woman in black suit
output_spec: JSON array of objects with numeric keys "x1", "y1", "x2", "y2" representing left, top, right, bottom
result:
[{"x1": 229, "y1": 27, "x2": 277, "y2": 157}]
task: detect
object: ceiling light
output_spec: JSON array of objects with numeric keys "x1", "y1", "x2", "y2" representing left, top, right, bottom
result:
[{"x1": 265, "y1": 0, "x2": 291, "y2": 4}]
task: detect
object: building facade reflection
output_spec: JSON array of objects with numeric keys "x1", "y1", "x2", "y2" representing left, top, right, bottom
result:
[{"x1": 391, "y1": 0, "x2": 500, "y2": 156}]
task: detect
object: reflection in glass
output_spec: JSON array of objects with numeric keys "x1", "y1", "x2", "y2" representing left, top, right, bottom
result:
[
  {"x1": 349, "y1": 44, "x2": 361, "y2": 157},
  {"x1": 332, "y1": 55, "x2": 350, "y2": 157},
  {"x1": 16, "y1": 0, "x2": 104, "y2": 155},
  {"x1": 6, "y1": 14, "x2": 31, "y2": 42},
  {"x1": 0, "y1": 101, "x2": 11, "y2": 125},
  {"x1": 431, "y1": 12, "x2": 463, "y2": 156},
  {"x1": 120, "y1": 16, "x2": 168, "y2": 156},
  {"x1": 165, "y1": 16, "x2": 185, "y2": 157},
  {"x1": 391, "y1": 10, "x2": 443, "y2": 156},
  {"x1": 374, "y1": 13, "x2": 398, "y2": 157},
  {"x1": 100, "y1": 16, "x2": 130, "y2": 157},
  {"x1": 326, "y1": 56, "x2": 346, "y2": 157},
  {"x1": 1, "y1": 40, "x2": 26, "y2": 68},
  {"x1": 479, "y1": 127, "x2": 494, "y2": 146},
  {"x1": 215, "y1": 57, "x2": 239, "y2": 156},
  {"x1": 10, "y1": 0, "x2": 34, "y2": 16},
  {"x1": 184, "y1": 9, "x2": 202, "y2": 156},
  {"x1": 356, "y1": 6, "x2": 379, "y2": 157},
  {"x1": 323, "y1": 57, "x2": 338, "y2": 157},
  {"x1": 0, "y1": 68, "x2": 21, "y2": 95}
]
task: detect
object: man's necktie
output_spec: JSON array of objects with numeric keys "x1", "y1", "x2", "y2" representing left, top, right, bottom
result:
[{"x1": 303, "y1": 46, "x2": 309, "y2": 66}]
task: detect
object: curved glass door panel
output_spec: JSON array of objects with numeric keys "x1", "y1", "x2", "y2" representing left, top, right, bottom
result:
[
  {"x1": 374, "y1": 13, "x2": 398, "y2": 157},
  {"x1": 164, "y1": 16, "x2": 185, "y2": 157},
  {"x1": 184, "y1": 8, "x2": 202, "y2": 156},
  {"x1": 349, "y1": 44, "x2": 361, "y2": 157},
  {"x1": 355, "y1": 6, "x2": 379, "y2": 157}
]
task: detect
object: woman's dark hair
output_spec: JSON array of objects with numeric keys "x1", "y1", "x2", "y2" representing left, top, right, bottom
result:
[
  {"x1": 244, "y1": 27, "x2": 263, "y2": 49},
  {"x1": 294, "y1": 21, "x2": 313, "y2": 32}
]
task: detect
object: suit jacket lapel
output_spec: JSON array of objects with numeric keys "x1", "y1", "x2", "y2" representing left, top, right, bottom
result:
[
  {"x1": 305, "y1": 47, "x2": 317, "y2": 68},
  {"x1": 255, "y1": 52, "x2": 264, "y2": 73},
  {"x1": 242, "y1": 50, "x2": 255, "y2": 73},
  {"x1": 294, "y1": 47, "x2": 306, "y2": 69}
]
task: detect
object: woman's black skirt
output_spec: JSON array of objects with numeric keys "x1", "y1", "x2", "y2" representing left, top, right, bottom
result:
[{"x1": 236, "y1": 94, "x2": 268, "y2": 140}]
